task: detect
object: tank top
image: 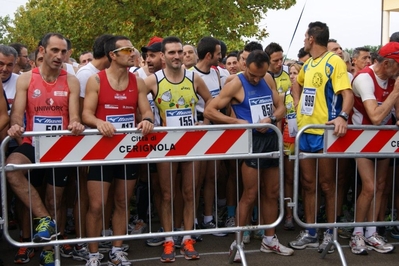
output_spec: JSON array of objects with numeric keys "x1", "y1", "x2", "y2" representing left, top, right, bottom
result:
[
  {"x1": 96, "y1": 70, "x2": 138, "y2": 129},
  {"x1": 232, "y1": 73, "x2": 274, "y2": 134},
  {"x1": 154, "y1": 69, "x2": 198, "y2": 127},
  {"x1": 24, "y1": 68, "x2": 69, "y2": 144}
]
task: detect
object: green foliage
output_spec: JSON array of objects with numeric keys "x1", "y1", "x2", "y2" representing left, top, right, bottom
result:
[
  {"x1": 2, "y1": 0, "x2": 296, "y2": 57},
  {"x1": 0, "y1": 15, "x2": 12, "y2": 44}
]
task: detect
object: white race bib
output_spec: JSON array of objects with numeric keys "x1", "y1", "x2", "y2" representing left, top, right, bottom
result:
[
  {"x1": 300, "y1": 88, "x2": 316, "y2": 116},
  {"x1": 106, "y1": 114, "x2": 135, "y2": 129},
  {"x1": 165, "y1": 108, "x2": 194, "y2": 127},
  {"x1": 33, "y1": 116, "x2": 63, "y2": 131},
  {"x1": 249, "y1": 96, "x2": 273, "y2": 123},
  {"x1": 287, "y1": 113, "x2": 298, "y2": 137}
]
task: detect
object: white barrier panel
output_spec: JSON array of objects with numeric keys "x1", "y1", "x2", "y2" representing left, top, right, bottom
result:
[
  {"x1": 325, "y1": 128, "x2": 399, "y2": 153},
  {"x1": 35, "y1": 129, "x2": 251, "y2": 163}
]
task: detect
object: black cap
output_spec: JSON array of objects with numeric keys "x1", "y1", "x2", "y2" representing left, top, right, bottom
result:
[{"x1": 141, "y1": 36, "x2": 163, "y2": 53}]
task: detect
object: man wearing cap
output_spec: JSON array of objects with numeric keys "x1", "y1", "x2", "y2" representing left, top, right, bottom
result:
[{"x1": 349, "y1": 42, "x2": 399, "y2": 255}]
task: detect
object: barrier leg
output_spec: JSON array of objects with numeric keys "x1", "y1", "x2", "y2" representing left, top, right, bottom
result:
[
  {"x1": 319, "y1": 228, "x2": 347, "y2": 266},
  {"x1": 54, "y1": 244, "x2": 61, "y2": 266},
  {"x1": 228, "y1": 231, "x2": 248, "y2": 265}
]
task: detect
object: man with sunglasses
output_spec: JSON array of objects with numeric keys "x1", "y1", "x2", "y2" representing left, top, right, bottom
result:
[
  {"x1": 349, "y1": 42, "x2": 399, "y2": 255},
  {"x1": 145, "y1": 36, "x2": 211, "y2": 263},
  {"x1": 83, "y1": 35, "x2": 154, "y2": 266}
]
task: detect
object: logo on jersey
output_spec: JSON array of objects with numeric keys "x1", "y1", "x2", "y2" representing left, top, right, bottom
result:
[
  {"x1": 312, "y1": 72, "x2": 323, "y2": 87},
  {"x1": 46, "y1": 98, "x2": 54, "y2": 106},
  {"x1": 32, "y1": 89, "x2": 41, "y2": 98},
  {"x1": 249, "y1": 96, "x2": 272, "y2": 105},
  {"x1": 115, "y1": 93, "x2": 127, "y2": 100},
  {"x1": 54, "y1": 91, "x2": 68, "y2": 97},
  {"x1": 34, "y1": 116, "x2": 62, "y2": 124},
  {"x1": 105, "y1": 104, "x2": 118, "y2": 109},
  {"x1": 107, "y1": 115, "x2": 134, "y2": 123},
  {"x1": 166, "y1": 109, "x2": 192, "y2": 117}
]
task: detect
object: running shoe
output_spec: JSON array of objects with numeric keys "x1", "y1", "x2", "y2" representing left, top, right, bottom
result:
[
  {"x1": 365, "y1": 232, "x2": 395, "y2": 253},
  {"x1": 14, "y1": 246, "x2": 35, "y2": 264},
  {"x1": 192, "y1": 223, "x2": 203, "y2": 242},
  {"x1": 318, "y1": 231, "x2": 335, "y2": 254},
  {"x1": 390, "y1": 226, "x2": 399, "y2": 239},
  {"x1": 243, "y1": 230, "x2": 251, "y2": 244},
  {"x1": 128, "y1": 219, "x2": 148, "y2": 234},
  {"x1": 33, "y1": 217, "x2": 59, "y2": 243},
  {"x1": 349, "y1": 233, "x2": 368, "y2": 255},
  {"x1": 108, "y1": 250, "x2": 131, "y2": 265},
  {"x1": 289, "y1": 230, "x2": 319, "y2": 250},
  {"x1": 39, "y1": 250, "x2": 54, "y2": 266},
  {"x1": 180, "y1": 239, "x2": 199, "y2": 260},
  {"x1": 253, "y1": 229, "x2": 264, "y2": 240},
  {"x1": 225, "y1": 216, "x2": 235, "y2": 228},
  {"x1": 98, "y1": 241, "x2": 129, "y2": 253},
  {"x1": 60, "y1": 235, "x2": 73, "y2": 258},
  {"x1": 201, "y1": 220, "x2": 227, "y2": 236},
  {"x1": 160, "y1": 241, "x2": 175, "y2": 263},
  {"x1": 283, "y1": 216, "x2": 295, "y2": 231},
  {"x1": 72, "y1": 244, "x2": 104, "y2": 261},
  {"x1": 260, "y1": 235, "x2": 294, "y2": 256},
  {"x1": 146, "y1": 227, "x2": 165, "y2": 247},
  {"x1": 85, "y1": 257, "x2": 101, "y2": 266}
]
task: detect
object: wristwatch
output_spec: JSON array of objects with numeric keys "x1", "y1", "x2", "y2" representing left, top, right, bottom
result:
[
  {"x1": 142, "y1": 117, "x2": 154, "y2": 124},
  {"x1": 269, "y1": 115, "x2": 277, "y2": 124},
  {"x1": 338, "y1": 111, "x2": 349, "y2": 121}
]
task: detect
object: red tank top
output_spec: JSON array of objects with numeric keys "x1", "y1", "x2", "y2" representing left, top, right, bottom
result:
[
  {"x1": 96, "y1": 69, "x2": 138, "y2": 128},
  {"x1": 352, "y1": 66, "x2": 394, "y2": 125},
  {"x1": 24, "y1": 68, "x2": 69, "y2": 144}
]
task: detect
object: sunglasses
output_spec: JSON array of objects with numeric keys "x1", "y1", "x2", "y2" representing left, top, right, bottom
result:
[{"x1": 112, "y1": 46, "x2": 135, "y2": 55}]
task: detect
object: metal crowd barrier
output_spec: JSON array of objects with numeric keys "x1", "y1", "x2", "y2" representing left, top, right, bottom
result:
[
  {"x1": 292, "y1": 124, "x2": 399, "y2": 266},
  {"x1": 0, "y1": 123, "x2": 284, "y2": 266}
]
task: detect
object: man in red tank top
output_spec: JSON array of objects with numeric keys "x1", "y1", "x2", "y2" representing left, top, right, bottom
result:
[
  {"x1": 82, "y1": 35, "x2": 154, "y2": 266},
  {"x1": 5, "y1": 33, "x2": 84, "y2": 265}
]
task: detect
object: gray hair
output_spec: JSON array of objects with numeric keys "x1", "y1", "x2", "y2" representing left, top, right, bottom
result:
[{"x1": 0, "y1": 44, "x2": 18, "y2": 60}]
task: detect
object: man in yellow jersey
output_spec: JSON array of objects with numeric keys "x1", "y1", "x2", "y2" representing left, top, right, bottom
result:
[
  {"x1": 289, "y1": 21, "x2": 353, "y2": 254},
  {"x1": 265, "y1": 42, "x2": 291, "y2": 95},
  {"x1": 144, "y1": 36, "x2": 211, "y2": 263}
]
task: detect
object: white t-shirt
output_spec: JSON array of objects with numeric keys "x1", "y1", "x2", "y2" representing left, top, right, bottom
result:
[
  {"x1": 2, "y1": 73, "x2": 18, "y2": 113},
  {"x1": 352, "y1": 65, "x2": 387, "y2": 101},
  {"x1": 217, "y1": 66, "x2": 230, "y2": 87},
  {"x1": 192, "y1": 66, "x2": 221, "y2": 114},
  {"x1": 76, "y1": 62, "x2": 100, "y2": 98}
]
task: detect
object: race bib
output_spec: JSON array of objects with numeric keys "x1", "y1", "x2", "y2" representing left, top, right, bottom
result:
[
  {"x1": 106, "y1": 114, "x2": 135, "y2": 129},
  {"x1": 165, "y1": 108, "x2": 194, "y2": 127},
  {"x1": 33, "y1": 116, "x2": 63, "y2": 131},
  {"x1": 210, "y1": 88, "x2": 220, "y2": 98},
  {"x1": 301, "y1": 88, "x2": 316, "y2": 116},
  {"x1": 249, "y1": 96, "x2": 273, "y2": 123}
]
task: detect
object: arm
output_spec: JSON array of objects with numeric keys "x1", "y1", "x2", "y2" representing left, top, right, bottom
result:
[
  {"x1": 67, "y1": 74, "x2": 85, "y2": 135},
  {"x1": 136, "y1": 77, "x2": 154, "y2": 135},
  {"x1": 265, "y1": 73, "x2": 285, "y2": 122},
  {"x1": 8, "y1": 73, "x2": 29, "y2": 141},
  {"x1": 365, "y1": 77, "x2": 399, "y2": 125},
  {"x1": 204, "y1": 76, "x2": 247, "y2": 125},
  {"x1": 82, "y1": 75, "x2": 115, "y2": 137}
]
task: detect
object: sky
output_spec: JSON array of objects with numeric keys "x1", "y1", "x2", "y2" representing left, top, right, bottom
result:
[{"x1": 1, "y1": 0, "x2": 399, "y2": 59}]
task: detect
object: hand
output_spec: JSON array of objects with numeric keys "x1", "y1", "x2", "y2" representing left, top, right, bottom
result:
[
  {"x1": 8, "y1": 124, "x2": 24, "y2": 139},
  {"x1": 96, "y1": 121, "x2": 116, "y2": 137},
  {"x1": 137, "y1": 120, "x2": 154, "y2": 136},
  {"x1": 68, "y1": 121, "x2": 85, "y2": 135},
  {"x1": 255, "y1": 117, "x2": 273, "y2": 134},
  {"x1": 326, "y1": 117, "x2": 347, "y2": 137}
]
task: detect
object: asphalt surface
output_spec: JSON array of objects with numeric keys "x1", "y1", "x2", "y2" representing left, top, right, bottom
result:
[{"x1": 2, "y1": 222, "x2": 399, "y2": 266}]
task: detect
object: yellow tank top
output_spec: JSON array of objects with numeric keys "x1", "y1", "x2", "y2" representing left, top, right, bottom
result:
[
  {"x1": 154, "y1": 69, "x2": 199, "y2": 127},
  {"x1": 275, "y1": 69, "x2": 292, "y2": 95}
]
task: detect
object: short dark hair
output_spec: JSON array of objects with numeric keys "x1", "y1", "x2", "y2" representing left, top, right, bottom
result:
[
  {"x1": 264, "y1": 42, "x2": 283, "y2": 56},
  {"x1": 297, "y1": 47, "x2": 308, "y2": 58},
  {"x1": 219, "y1": 40, "x2": 227, "y2": 59},
  {"x1": 307, "y1": 21, "x2": 329, "y2": 47},
  {"x1": 66, "y1": 38, "x2": 72, "y2": 50},
  {"x1": 390, "y1": 32, "x2": 399, "y2": 42},
  {"x1": 0, "y1": 44, "x2": 18, "y2": 59},
  {"x1": 246, "y1": 50, "x2": 270, "y2": 69},
  {"x1": 40, "y1": 33, "x2": 66, "y2": 49},
  {"x1": 226, "y1": 52, "x2": 238, "y2": 60},
  {"x1": 92, "y1": 34, "x2": 113, "y2": 59},
  {"x1": 8, "y1": 43, "x2": 27, "y2": 56},
  {"x1": 244, "y1": 41, "x2": 263, "y2": 52},
  {"x1": 161, "y1": 36, "x2": 182, "y2": 53},
  {"x1": 104, "y1": 35, "x2": 130, "y2": 61},
  {"x1": 197, "y1": 36, "x2": 220, "y2": 60},
  {"x1": 352, "y1": 47, "x2": 370, "y2": 59}
]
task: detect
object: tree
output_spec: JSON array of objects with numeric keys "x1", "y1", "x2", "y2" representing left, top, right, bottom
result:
[
  {"x1": 3, "y1": 0, "x2": 296, "y2": 58},
  {"x1": 0, "y1": 15, "x2": 12, "y2": 44},
  {"x1": 345, "y1": 45, "x2": 381, "y2": 56}
]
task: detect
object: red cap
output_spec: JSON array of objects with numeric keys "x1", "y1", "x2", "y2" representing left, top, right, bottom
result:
[
  {"x1": 141, "y1": 36, "x2": 163, "y2": 53},
  {"x1": 378, "y1": 42, "x2": 399, "y2": 63}
]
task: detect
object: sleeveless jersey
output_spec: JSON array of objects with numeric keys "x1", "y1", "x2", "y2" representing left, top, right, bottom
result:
[
  {"x1": 96, "y1": 70, "x2": 138, "y2": 129},
  {"x1": 154, "y1": 69, "x2": 198, "y2": 127},
  {"x1": 24, "y1": 68, "x2": 69, "y2": 145},
  {"x1": 283, "y1": 89, "x2": 297, "y2": 143},
  {"x1": 352, "y1": 66, "x2": 394, "y2": 125},
  {"x1": 232, "y1": 73, "x2": 274, "y2": 134},
  {"x1": 191, "y1": 66, "x2": 221, "y2": 113},
  {"x1": 297, "y1": 52, "x2": 351, "y2": 135},
  {"x1": 274, "y1": 66, "x2": 292, "y2": 95}
]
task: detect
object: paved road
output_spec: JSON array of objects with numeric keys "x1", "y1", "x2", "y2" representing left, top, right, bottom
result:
[{"x1": 2, "y1": 223, "x2": 399, "y2": 266}]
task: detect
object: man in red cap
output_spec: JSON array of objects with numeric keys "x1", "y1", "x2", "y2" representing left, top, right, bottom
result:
[{"x1": 349, "y1": 41, "x2": 399, "y2": 255}]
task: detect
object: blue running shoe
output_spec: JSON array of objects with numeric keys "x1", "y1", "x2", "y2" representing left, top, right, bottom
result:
[
  {"x1": 33, "y1": 217, "x2": 59, "y2": 243},
  {"x1": 39, "y1": 250, "x2": 54, "y2": 266}
]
